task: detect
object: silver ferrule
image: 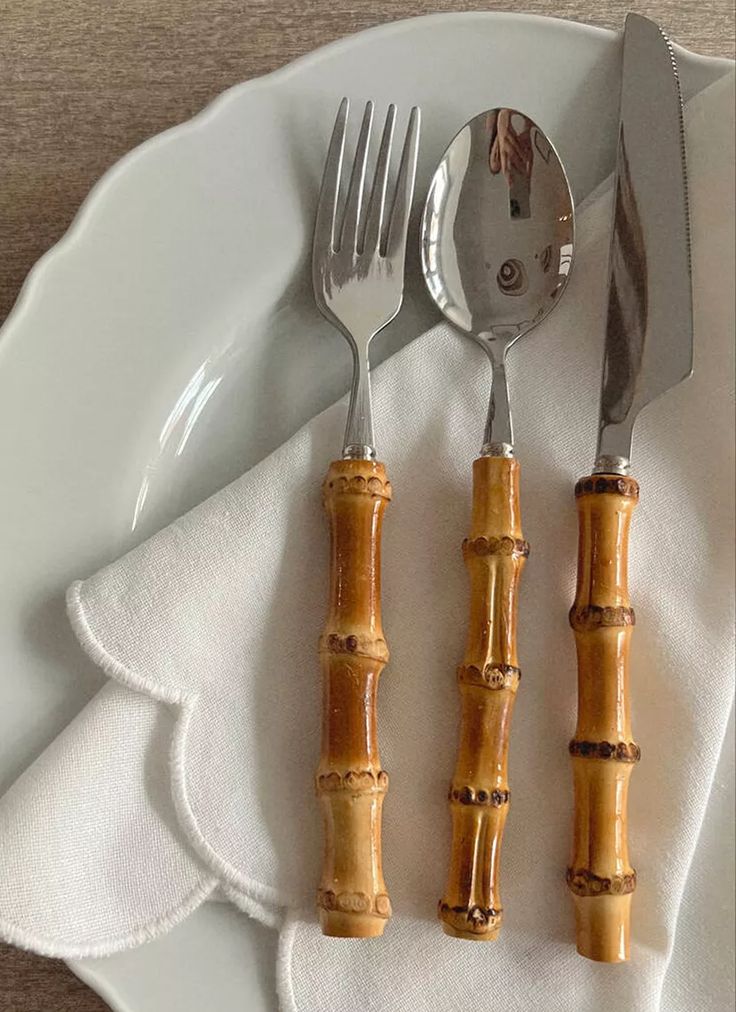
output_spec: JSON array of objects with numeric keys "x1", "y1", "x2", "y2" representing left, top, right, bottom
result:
[
  {"x1": 480, "y1": 441, "x2": 514, "y2": 458},
  {"x1": 593, "y1": 454, "x2": 631, "y2": 476},
  {"x1": 343, "y1": 443, "x2": 376, "y2": 461}
]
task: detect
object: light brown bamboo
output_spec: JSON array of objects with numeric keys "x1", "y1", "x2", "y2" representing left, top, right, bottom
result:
[
  {"x1": 439, "y1": 456, "x2": 527, "y2": 941},
  {"x1": 315, "y1": 458, "x2": 392, "y2": 938},
  {"x1": 568, "y1": 473, "x2": 640, "y2": 962}
]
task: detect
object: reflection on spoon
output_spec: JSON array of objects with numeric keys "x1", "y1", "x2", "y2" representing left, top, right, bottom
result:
[{"x1": 488, "y1": 109, "x2": 534, "y2": 219}]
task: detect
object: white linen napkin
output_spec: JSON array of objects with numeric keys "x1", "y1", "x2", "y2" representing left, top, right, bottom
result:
[{"x1": 0, "y1": 71, "x2": 733, "y2": 1011}]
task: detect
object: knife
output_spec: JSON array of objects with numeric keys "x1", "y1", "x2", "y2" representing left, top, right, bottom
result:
[{"x1": 567, "y1": 13, "x2": 692, "y2": 963}]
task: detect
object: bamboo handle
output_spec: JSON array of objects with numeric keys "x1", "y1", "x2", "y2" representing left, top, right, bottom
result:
[
  {"x1": 315, "y1": 459, "x2": 392, "y2": 937},
  {"x1": 439, "y1": 456, "x2": 527, "y2": 940},
  {"x1": 568, "y1": 474, "x2": 640, "y2": 962}
]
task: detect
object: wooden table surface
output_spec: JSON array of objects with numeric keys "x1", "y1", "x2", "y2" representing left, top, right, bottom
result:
[{"x1": 0, "y1": 1, "x2": 732, "y2": 1008}]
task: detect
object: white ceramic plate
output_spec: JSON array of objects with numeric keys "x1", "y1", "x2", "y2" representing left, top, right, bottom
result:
[{"x1": 0, "y1": 11, "x2": 731, "y2": 1011}]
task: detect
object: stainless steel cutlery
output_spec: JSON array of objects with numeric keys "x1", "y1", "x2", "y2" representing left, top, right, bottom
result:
[
  {"x1": 567, "y1": 12, "x2": 692, "y2": 963},
  {"x1": 421, "y1": 108, "x2": 574, "y2": 940},
  {"x1": 309, "y1": 13, "x2": 694, "y2": 958},
  {"x1": 313, "y1": 98, "x2": 420, "y2": 938}
]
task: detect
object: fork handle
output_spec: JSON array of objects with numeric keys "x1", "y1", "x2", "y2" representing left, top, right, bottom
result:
[
  {"x1": 316, "y1": 458, "x2": 392, "y2": 937},
  {"x1": 439, "y1": 456, "x2": 527, "y2": 940},
  {"x1": 568, "y1": 474, "x2": 639, "y2": 962}
]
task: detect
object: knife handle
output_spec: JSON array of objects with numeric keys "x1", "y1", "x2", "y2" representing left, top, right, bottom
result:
[
  {"x1": 439, "y1": 456, "x2": 527, "y2": 940},
  {"x1": 316, "y1": 459, "x2": 392, "y2": 937},
  {"x1": 568, "y1": 474, "x2": 640, "y2": 962}
]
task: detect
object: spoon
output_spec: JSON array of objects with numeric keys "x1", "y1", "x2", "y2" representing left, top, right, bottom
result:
[{"x1": 421, "y1": 108, "x2": 574, "y2": 940}]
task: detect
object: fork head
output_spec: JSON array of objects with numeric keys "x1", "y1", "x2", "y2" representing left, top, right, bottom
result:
[{"x1": 313, "y1": 99, "x2": 421, "y2": 348}]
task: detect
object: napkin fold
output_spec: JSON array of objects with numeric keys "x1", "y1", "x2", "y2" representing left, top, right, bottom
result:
[{"x1": 0, "y1": 71, "x2": 733, "y2": 1011}]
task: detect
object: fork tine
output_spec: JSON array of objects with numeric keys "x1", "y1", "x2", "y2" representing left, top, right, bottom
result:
[
  {"x1": 340, "y1": 101, "x2": 374, "y2": 253},
  {"x1": 385, "y1": 106, "x2": 421, "y2": 259},
  {"x1": 314, "y1": 97, "x2": 349, "y2": 254},
  {"x1": 362, "y1": 104, "x2": 396, "y2": 255}
]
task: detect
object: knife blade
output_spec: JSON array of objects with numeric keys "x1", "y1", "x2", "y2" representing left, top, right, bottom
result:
[
  {"x1": 567, "y1": 13, "x2": 693, "y2": 964},
  {"x1": 595, "y1": 12, "x2": 692, "y2": 475}
]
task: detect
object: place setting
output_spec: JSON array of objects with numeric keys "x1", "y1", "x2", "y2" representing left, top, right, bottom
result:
[{"x1": 0, "y1": 9, "x2": 733, "y2": 1012}]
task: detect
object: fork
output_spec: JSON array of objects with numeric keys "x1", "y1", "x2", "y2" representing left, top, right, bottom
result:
[{"x1": 312, "y1": 97, "x2": 420, "y2": 938}]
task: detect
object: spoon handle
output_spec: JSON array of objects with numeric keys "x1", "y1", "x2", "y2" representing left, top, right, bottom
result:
[
  {"x1": 315, "y1": 458, "x2": 392, "y2": 937},
  {"x1": 568, "y1": 474, "x2": 639, "y2": 962},
  {"x1": 439, "y1": 456, "x2": 527, "y2": 940}
]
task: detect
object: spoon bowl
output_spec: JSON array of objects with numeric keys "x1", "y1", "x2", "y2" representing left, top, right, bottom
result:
[{"x1": 421, "y1": 107, "x2": 574, "y2": 451}]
